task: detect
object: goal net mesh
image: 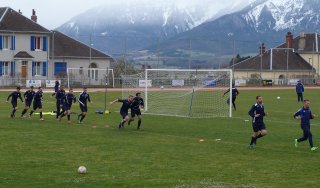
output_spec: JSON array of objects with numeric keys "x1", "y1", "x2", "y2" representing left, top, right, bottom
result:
[
  {"x1": 121, "y1": 69, "x2": 232, "y2": 118},
  {"x1": 67, "y1": 68, "x2": 114, "y2": 88}
]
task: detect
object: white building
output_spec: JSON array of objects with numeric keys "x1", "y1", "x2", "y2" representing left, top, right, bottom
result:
[{"x1": 0, "y1": 7, "x2": 114, "y2": 86}]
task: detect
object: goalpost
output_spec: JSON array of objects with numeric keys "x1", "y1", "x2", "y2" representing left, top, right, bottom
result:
[
  {"x1": 67, "y1": 68, "x2": 114, "y2": 88},
  {"x1": 121, "y1": 69, "x2": 233, "y2": 118}
]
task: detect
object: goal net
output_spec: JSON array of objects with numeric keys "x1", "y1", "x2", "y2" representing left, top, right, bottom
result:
[
  {"x1": 121, "y1": 69, "x2": 232, "y2": 118},
  {"x1": 67, "y1": 68, "x2": 114, "y2": 88}
]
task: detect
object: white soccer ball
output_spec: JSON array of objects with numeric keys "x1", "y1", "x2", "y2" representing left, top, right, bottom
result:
[
  {"x1": 160, "y1": 86, "x2": 164, "y2": 89},
  {"x1": 78, "y1": 166, "x2": 87, "y2": 174},
  {"x1": 277, "y1": 96, "x2": 280, "y2": 99}
]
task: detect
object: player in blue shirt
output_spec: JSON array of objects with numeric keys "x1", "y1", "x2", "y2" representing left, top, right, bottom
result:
[
  {"x1": 248, "y1": 96, "x2": 268, "y2": 149},
  {"x1": 51, "y1": 80, "x2": 60, "y2": 96},
  {"x1": 77, "y1": 87, "x2": 91, "y2": 123},
  {"x1": 110, "y1": 95, "x2": 134, "y2": 129},
  {"x1": 58, "y1": 88, "x2": 76, "y2": 123},
  {"x1": 29, "y1": 87, "x2": 44, "y2": 121},
  {"x1": 128, "y1": 92, "x2": 144, "y2": 130},
  {"x1": 293, "y1": 99, "x2": 317, "y2": 151},
  {"x1": 295, "y1": 80, "x2": 304, "y2": 102},
  {"x1": 222, "y1": 84, "x2": 239, "y2": 110},
  {"x1": 21, "y1": 86, "x2": 35, "y2": 117},
  {"x1": 6, "y1": 86, "x2": 24, "y2": 118},
  {"x1": 55, "y1": 86, "x2": 65, "y2": 119}
]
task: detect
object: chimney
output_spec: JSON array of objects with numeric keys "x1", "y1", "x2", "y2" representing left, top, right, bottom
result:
[
  {"x1": 31, "y1": 9, "x2": 37, "y2": 22},
  {"x1": 259, "y1": 43, "x2": 266, "y2": 55},
  {"x1": 18, "y1": 9, "x2": 22, "y2": 14},
  {"x1": 298, "y1": 32, "x2": 306, "y2": 50},
  {"x1": 286, "y1": 32, "x2": 293, "y2": 48}
]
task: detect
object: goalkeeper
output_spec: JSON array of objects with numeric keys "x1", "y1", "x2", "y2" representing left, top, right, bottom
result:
[
  {"x1": 222, "y1": 84, "x2": 239, "y2": 110},
  {"x1": 128, "y1": 92, "x2": 144, "y2": 130}
]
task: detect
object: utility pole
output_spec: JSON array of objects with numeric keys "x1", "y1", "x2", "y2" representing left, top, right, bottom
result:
[{"x1": 189, "y1": 39, "x2": 191, "y2": 69}]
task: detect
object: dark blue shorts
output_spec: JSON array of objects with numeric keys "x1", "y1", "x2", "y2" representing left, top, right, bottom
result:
[
  {"x1": 120, "y1": 110, "x2": 128, "y2": 118},
  {"x1": 131, "y1": 109, "x2": 141, "y2": 117},
  {"x1": 252, "y1": 122, "x2": 266, "y2": 132},
  {"x1": 80, "y1": 105, "x2": 88, "y2": 113},
  {"x1": 62, "y1": 104, "x2": 71, "y2": 111},
  {"x1": 33, "y1": 102, "x2": 42, "y2": 110},
  {"x1": 25, "y1": 100, "x2": 32, "y2": 107},
  {"x1": 11, "y1": 101, "x2": 17, "y2": 108}
]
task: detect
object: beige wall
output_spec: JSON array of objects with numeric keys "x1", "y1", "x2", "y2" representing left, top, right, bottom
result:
[{"x1": 300, "y1": 53, "x2": 320, "y2": 76}]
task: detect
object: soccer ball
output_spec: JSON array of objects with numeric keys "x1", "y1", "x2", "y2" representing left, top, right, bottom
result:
[
  {"x1": 104, "y1": 110, "x2": 110, "y2": 114},
  {"x1": 160, "y1": 86, "x2": 164, "y2": 89},
  {"x1": 78, "y1": 166, "x2": 87, "y2": 174},
  {"x1": 277, "y1": 96, "x2": 280, "y2": 99}
]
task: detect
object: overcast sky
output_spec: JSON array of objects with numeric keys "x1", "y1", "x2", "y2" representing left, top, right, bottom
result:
[{"x1": 1, "y1": 0, "x2": 250, "y2": 29}]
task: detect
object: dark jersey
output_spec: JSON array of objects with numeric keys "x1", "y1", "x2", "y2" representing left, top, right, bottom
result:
[
  {"x1": 296, "y1": 83, "x2": 304, "y2": 93},
  {"x1": 78, "y1": 92, "x2": 91, "y2": 106},
  {"x1": 118, "y1": 99, "x2": 131, "y2": 113},
  {"x1": 55, "y1": 89, "x2": 65, "y2": 101},
  {"x1": 248, "y1": 103, "x2": 266, "y2": 124},
  {"x1": 224, "y1": 87, "x2": 239, "y2": 98},
  {"x1": 294, "y1": 107, "x2": 314, "y2": 127},
  {"x1": 131, "y1": 97, "x2": 144, "y2": 111},
  {"x1": 33, "y1": 90, "x2": 43, "y2": 103},
  {"x1": 62, "y1": 93, "x2": 76, "y2": 107},
  {"x1": 24, "y1": 90, "x2": 35, "y2": 102},
  {"x1": 7, "y1": 91, "x2": 23, "y2": 103},
  {"x1": 54, "y1": 81, "x2": 60, "y2": 92}
]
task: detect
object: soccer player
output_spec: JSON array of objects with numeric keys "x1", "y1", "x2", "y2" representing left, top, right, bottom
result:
[
  {"x1": 296, "y1": 80, "x2": 304, "y2": 102},
  {"x1": 51, "y1": 80, "x2": 60, "y2": 96},
  {"x1": 222, "y1": 84, "x2": 239, "y2": 110},
  {"x1": 293, "y1": 99, "x2": 317, "y2": 151},
  {"x1": 29, "y1": 87, "x2": 44, "y2": 121},
  {"x1": 55, "y1": 85, "x2": 65, "y2": 120},
  {"x1": 21, "y1": 86, "x2": 35, "y2": 117},
  {"x1": 128, "y1": 92, "x2": 144, "y2": 130},
  {"x1": 110, "y1": 95, "x2": 134, "y2": 129},
  {"x1": 6, "y1": 86, "x2": 24, "y2": 118},
  {"x1": 248, "y1": 96, "x2": 268, "y2": 149},
  {"x1": 58, "y1": 88, "x2": 76, "y2": 123},
  {"x1": 77, "y1": 87, "x2": 91, "y2": 123}
]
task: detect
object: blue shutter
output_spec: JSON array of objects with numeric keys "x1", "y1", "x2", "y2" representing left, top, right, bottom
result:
[
  {"x1": 32, "y1": 61, "x2": 35, "y2": 76},
  {"x1": 31, "y1": 36, "x2": 35, "y2": 51},
  {"x1": 11, "y1": 35, "x2": 15, "y2": 50},
  {"x1": 10, "y1": 61, "x2": 15, "y2": 77},
  {"x1": 43, "y1": 36, "x2": 47, "y2": 51},
  {"x1": 54, "y1": 62, "x2": 67, "y2": 75},
  {"x1": 0, "y1": 35, "x2": 2, "y2": 50},
  {"x1": 42, "y1": 61, "x2": 47, "y2": 76},
  {"x1": 0, "y1": 61, "x2": 2, "y2": 76}
]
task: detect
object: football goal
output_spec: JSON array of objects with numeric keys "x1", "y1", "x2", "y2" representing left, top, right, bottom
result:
[
  {"x1": 121, "y1": 69, "x2": 233, "y2": 118},
  {"x1": 67, "y1": 68, "x2": 114, "y2": 88}
]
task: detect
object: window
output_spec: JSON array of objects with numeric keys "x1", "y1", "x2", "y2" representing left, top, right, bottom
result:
[
  {"x1": 2, "y1": 61, "x2": 9, "y2": 75},
  {"x1": 34, "y1": 62, "x2": 41, "y2": 75},
  {"x1": 79, "y1": 67, "x2": 83, "y2": 75},
  {"x1": 35, "y1": 37, "x2": 42, "y2": 50},
  {"x1": 31, "y1": 36, "x2": 47, "y2": 51},
  {"x1": 88, "y1": 63, "x2": 98, "y2": 80},
  {"x1": 2, "y1": 36, "x2": 10, "y2": 49}
]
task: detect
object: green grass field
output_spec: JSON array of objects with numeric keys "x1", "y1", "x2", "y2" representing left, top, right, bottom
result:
[{"x1": 0, "y1": 89, "x2": 320, "y2": 187}]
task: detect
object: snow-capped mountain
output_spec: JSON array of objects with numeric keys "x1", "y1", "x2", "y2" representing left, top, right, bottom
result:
[
  {"x1": 57, "y1": 0, "x2": 228, "y2": 55},
  {"x1": 158, "y1": 0, "x2": 320, "y2": 56}
]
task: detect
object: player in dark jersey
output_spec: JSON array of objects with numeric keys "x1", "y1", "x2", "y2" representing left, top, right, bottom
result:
[
  {"x1": 223, "y1": 84, "x2": 239, "y2": 110},
  {"x1": 77, "y1": 87, "x2": 91, "y2": 123},
  {"x1": 51, "y1": 80, "x2": 60, "y2": 96},
  {"x1": 128, "y1": 92, "x2": 144, "y2": 129},
  {"x1": 55, "y1": 85, "x2": 65, "y2": 120},
  {"x1": 248, "y1": 96, "x2": 268, "y2": 149},
  {"x1": 58, "y1": 88, "x2": 76, "y2": 123},
  {"x1": 21, "y1": 86, "x2": 35, "y2": 117},
  {"x1": 6, "y1": 86, "x2": 24, "y2": 118},
  {"x1": 293, "y1": 99, "x2": 318, "y2": 151},
  {"x1": 29, "y1": 87, "x2": 44, "y2": 121},
  {"x1": 110, "y1": 95, "x2": 134, "y2": 129}
]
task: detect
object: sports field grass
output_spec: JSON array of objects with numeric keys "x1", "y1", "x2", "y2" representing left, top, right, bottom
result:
[{"x1": 0, "y1": 88, "x2": 320, "y2": 187}]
